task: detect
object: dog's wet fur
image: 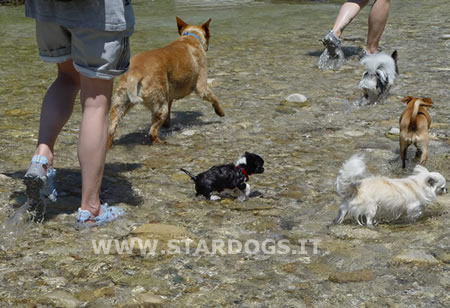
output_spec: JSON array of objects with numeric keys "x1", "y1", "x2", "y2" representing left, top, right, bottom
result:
[
  {"x1": 358, "y1": 50, "x2": 398, "y2": 105},
  {"x1": 180, "y1": 152, "x2": 264, "y2": 201},
  {"x1": 334, "y1": 154, "x2": 447, "y2": 228}
]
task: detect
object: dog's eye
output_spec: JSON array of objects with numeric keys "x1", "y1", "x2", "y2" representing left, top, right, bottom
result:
[{"x1": 363, "y1": 72, "x2": 368, "y2": 77}]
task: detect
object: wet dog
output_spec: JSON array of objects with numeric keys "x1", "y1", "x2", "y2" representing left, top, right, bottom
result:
[
  {"x1": 358, "y1": 51, "x2": 398, "y2": 105},
  {"x1": 180, "y1": 152, "x2": 264, "y2": 201},
  {"x1": 399, "y1": 96, "x2": 433, "y2": 168},
  {"x1": 334, "y1": 154, "x2": 447, "y2": 228},
  {"x1": 107, "y1": 17, "x2": 224, "y2": 147}
]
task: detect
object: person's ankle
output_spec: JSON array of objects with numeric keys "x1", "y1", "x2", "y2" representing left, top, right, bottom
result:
[
  {"x1": 365, "y1": 46, "x2": 378, "y2": 55},
  {"x1": 81, "y1": 203, "x2": 101, "y2": 217},
  {"x1": 331, "y1": 29, "x2": 341, "y2": 39}
]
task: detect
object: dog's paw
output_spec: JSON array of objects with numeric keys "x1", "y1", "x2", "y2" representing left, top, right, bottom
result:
[{"x1": 210, "y1": 195, "x2": 221, "y2": 201}]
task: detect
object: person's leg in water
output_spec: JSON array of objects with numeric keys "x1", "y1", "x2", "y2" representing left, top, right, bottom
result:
[
  {"x1": 77, "y1": 75, "x2": 113, "y2": 219},
  {"x1": 366, "y1": 0, "x2": 390, "y2": 55},
  {"x1": 319, "y1": 0, "x2": 370, "y2": 69},
  {"x1": 24, "y1": 60, "x2": 80, "y2": 202},
  {"x1": 332, "y1": 0, "x2": 370, "y2": 39}
]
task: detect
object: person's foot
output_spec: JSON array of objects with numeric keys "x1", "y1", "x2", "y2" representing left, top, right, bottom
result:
[
  {"x1": 318, "y1": 30, "x2": 345, "y2": 70},
  {"x1": 322, "y1": 30, "x2": 342, "y2": 58},
  {"x1": 361, "y1": 47, "x2": 382, "y2": 59},
  {"x1": 76, "y1": 203, "x2": 125, "y2": 228},
  {"x1": 24, "y1": 155, "x2": 57, "y2": 202}
]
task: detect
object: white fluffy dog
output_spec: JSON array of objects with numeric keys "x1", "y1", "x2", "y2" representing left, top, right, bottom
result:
[
  {"x1": 334, "y1": 154, "x2": 447, "y2": 228},
  {"x1": 358, "y1": 51, "x2": 398, "y2": 105}
]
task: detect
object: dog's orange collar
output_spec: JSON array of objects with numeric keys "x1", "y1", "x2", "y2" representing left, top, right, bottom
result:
[{"x1": 237, "y1": 166, "x2": 249, "y2": 182}]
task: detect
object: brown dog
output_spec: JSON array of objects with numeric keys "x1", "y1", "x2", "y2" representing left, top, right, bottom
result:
[
  {"x1": 399, "y1": 96, "x2": 433, "y2": 168},
  {"x1": 107, "y1": 17, "x2": 224, "y2": 147}
]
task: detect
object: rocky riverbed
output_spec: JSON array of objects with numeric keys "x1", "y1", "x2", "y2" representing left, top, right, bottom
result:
[{"x1": 0, "y1": 1, "x2": 449, "y2": 307}]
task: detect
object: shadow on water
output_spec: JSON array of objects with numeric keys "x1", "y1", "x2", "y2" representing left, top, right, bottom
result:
[
  {"x1": 113, "y1": 110, "x2": 222, "y2": 146},
  {"x1": 4, "y1": 162, "x2": 143, "y2": 221}
]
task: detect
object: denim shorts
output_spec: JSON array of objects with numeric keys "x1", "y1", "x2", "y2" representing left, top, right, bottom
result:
[{"x1": 35, "y1": 20, "x2": 133, "y2": 80}]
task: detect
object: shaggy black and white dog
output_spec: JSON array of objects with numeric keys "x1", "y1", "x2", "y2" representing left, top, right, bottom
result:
[
  {"x1": 180, "y1": 152, "x2": 264, "y2": 201},
  {"x1": 358, "y1": 50, "x2": 398, "y2": 105}
]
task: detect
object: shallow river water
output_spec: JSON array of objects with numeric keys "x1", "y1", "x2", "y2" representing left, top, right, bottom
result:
[{"x1": 0, "y1": 0, "x2": 449, "y2": 307}]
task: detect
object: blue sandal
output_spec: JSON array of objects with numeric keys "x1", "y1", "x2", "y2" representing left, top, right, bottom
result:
[
  {"x1": 24, "y1": 155, "x2": 57, "y2": 202},
  {"x1": 76, "y1": 203, "x2": 125, "y2": 228}
]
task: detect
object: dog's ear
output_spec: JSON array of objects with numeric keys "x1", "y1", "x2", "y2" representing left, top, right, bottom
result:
[
  {"x1": 401, "y1": 96, "x2": 414, "y2": 104},
  {"x1": 427, "y1": 176, "x2": 437, "y2": 187},
  {"x1": 421, "y1": 97, "x2": 433, "y2": 107},
  {"x1": 176, "y1": 16, "x2": 188, "y2": 35},
  {"x1": 391, "y1": 50, "x2": 399, "y2": 74},
  {"x1": 201, "y1": 18, "x2": 212, "y2": 39}
]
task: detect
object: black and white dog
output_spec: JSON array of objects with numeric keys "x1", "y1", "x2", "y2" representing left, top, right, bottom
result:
[
  {"x1": 180, "y1": 152, "x2": 264, "y2": 201},
  {"x1": 358, "y1": 50, "x2": 398, "y2": 105}
]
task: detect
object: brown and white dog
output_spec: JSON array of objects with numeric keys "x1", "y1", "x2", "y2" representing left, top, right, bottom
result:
[
  {"x1": 399, "y1": 96, "x2": 433, "y2": 168},
  {"x1": 107, "y1": 17, "x2": 225, "y2": 147}
]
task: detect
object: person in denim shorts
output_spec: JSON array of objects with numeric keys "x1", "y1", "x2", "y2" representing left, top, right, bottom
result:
[{"x1": 23, "y1": 0, "x2": 134, "y2": 227}]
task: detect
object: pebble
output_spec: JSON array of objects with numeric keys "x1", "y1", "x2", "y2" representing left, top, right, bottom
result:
[
  {"x1": 38, "y1": 290, "x2": 82, "y2": 308},
  {"x1": 392, "y1": 250, "x2": 440, "y2": 266},
  {"x1": 329, "y1": 269, "x2": 374, "y2": 283},
  {"x1": 181, "y1": 130, "x2": 196, "y2": 136},
  {"x1": 388, "y1": 127, "x2": 400, "y2": 135},
  {"x1": 285, "y1": 93, "x2": 307, "y2": 103}
]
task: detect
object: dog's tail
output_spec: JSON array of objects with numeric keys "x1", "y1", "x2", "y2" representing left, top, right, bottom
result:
[
  {"x1": 180, "y1": 168, "x2": 198, "y2": 182},
  {"x1": 336, "y1": 154, "x2": 368, "y2": 198},
  {"x1": 402, "y1": 96, "x2": 433, "y2": 130},
  {"x1": 126, "y1": 75, "x2": 144, "y2": 104}
]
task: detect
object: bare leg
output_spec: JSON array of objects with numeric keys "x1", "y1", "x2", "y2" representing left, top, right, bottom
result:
[
  {"x1": 366, "y1": 0, "x2": 390, "y2": 54},
  {"x1": 332, "y1": 0, "x2": 370, "y2": 38},
  {"x1": 78, "y1": 75, "x2": 113, "y2": 217},
  {"x1": 32, "y1": 60, "x2": 80, "y2": 168}
]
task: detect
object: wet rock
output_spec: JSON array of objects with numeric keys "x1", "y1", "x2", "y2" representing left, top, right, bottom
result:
[
  {"x1": 392, "y1": 250, "x2": 440, "y2": 266},
  {"x1": 328, "y1": 268, "x2": 374, "y2": 283},
  {"x1": 327, "y1": 224, "x2": 380, "y2": 240},
  {"x1": 434, "y1": 252, "x2": 450, "y2": 264},
  {"x1": 388, "y1": 127, "x2": 400, "y2": 135},
  {"x1": 40, "y1": 276, "x2": 68, "y2": 288},
  {"x1": 38, "y1": 290, "x2": 82, "y2": 308},
  {"x1": 207, "y1": 78, "x2": 217, "y2": 87},
  {"x1": 132, "y1": 223, "x2": 190, "y2": 237},
  {"x1": 127, "y1": 223, "x2": 195, "y2": 255},
  {"x1": 138, "y1": 291, "x2": 165, "y2": 306},
  {"x1": 285, "y1": 93, "x2": 307, "y2": 103},
  {"x1": 343, "y1": 130, "x2": 365, "y2": 137},
  {"x1": 75, "y1": 287, "x2": 115, "y2": 302},
  {"x1": 181, "y1": 130, "x2": 196, "y2": 136}
]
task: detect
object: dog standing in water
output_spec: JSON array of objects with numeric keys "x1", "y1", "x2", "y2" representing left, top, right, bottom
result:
[
  {"x1": 399, "y1": 96, "x2": 433, "y2": 168},
  {"x1": 358, "y1": 51, "x2": 398, "y2": 105},
  {"x1": 334, "y1": 154, "x2": 447, "y2": 228},
  {"x1": 180, "y1": 152, "x2": 265, "y2": 201},
  {"x1": 107, "y1": 17, "x2": 224, "y2": 147}
]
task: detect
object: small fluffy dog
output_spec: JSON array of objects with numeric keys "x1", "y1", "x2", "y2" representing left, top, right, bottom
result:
[
  {"x1": 107, "y1": 17, "x2": 224, "y2": 147},
  {"x1": 358, "y1": 51, "x2": 398, "y2": 105},
  {"x1": 399, "y1": 96, "x2": 433, "y2": 168},
  {"x1": 180, "y1": 152, "x2": 264, "y2": 201},
  {"x1": 334, "y1": 154, "x2": 447, "y2": 228}
]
